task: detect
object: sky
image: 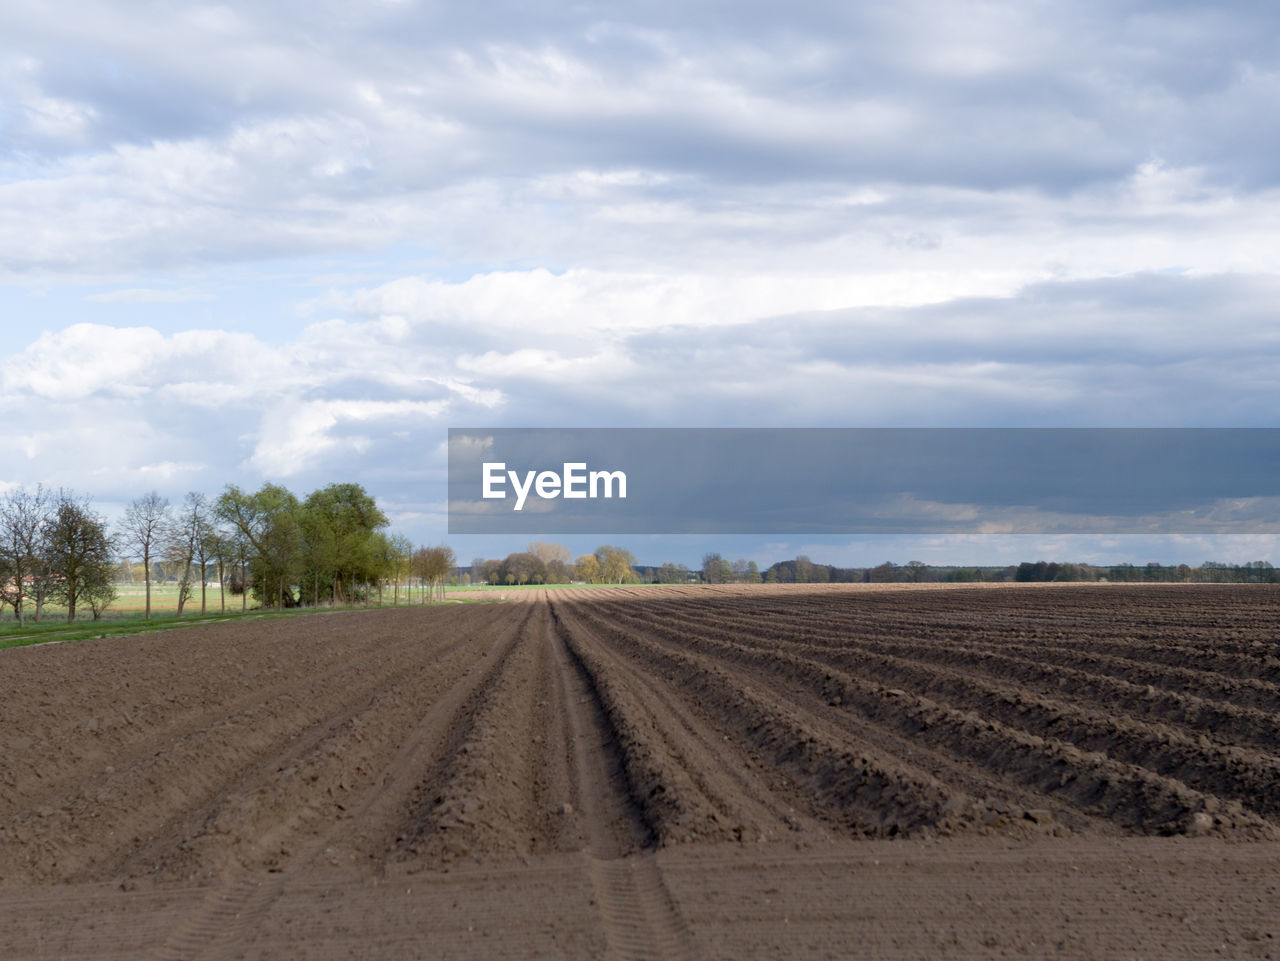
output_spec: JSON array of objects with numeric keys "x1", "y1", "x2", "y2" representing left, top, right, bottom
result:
[{"x1": 2, "y1": 0, "x2": 1278, "y2": 568}]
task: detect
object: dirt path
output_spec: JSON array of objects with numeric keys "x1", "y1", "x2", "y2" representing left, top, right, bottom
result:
[
  {"x1": 547, "y1": 598, "x2": 694, "y2": 960},
  {"x1": 2, "y1": 584, "x2": 1279, "y2": 959}
]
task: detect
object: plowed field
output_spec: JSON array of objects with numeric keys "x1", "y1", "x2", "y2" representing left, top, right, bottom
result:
[{"x1": 3, "y1": 584, "x2": 1279, "y2": 959}]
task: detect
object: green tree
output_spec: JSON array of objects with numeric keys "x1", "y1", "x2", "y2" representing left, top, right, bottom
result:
[
  {"x1": 480, "y1": 558, "x2": 503, "y2": 587},
  {"x1": 574, "y1": 553, "x2": 602, "y2": 583},
  {"x1": 43, "y1": 492, "x2": 115, "y2": 623},
  {"x1": 301, "y1": 483, "x2": 388, "y2": 605},
  {"x1": 85, "y1": 568, "x2": 118, "y2": 620},
  {"x1": 216, "y1": 484, "x2": 306, "y2": 608},
  {"x1": 499, "y1": 552, "x2": 541, "y2": 585},
  {"x1": 596, "y1": 545, "x2": 637, "y2": 584},
  {"x1": 869, "y1": 561, "x2": 898, "y2": 583},
  {"x1": 903, "y1": 560, "x2": 929, "y2": 583},
  {"x1": 794, "y1": 555, "x2": 815, "y2": 583}
]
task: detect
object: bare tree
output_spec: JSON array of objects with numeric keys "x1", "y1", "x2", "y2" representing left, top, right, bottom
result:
[
  {"x1": 417, "y1": 545, "x2": 456, "y2": 601},
  {"x1": 528, "y1": 541, "x2": 571, "y2": 565},
  {"x1": 529, "y1": 542, "x2": 572, "y2": 583},
  {"x1": 702, "y1": 551, "x2": 725, "y2": 584},
  {"x1": 389, "y1": 534, "x2": 413, "y2": 604},
  {"x1": 228, "y1": 529, "x2": 251, "y2": 612},
  {"x1": 190, "y1": 499, "x2": 219, "y2": 616},
  {"x1": 411, "y1": 547, "x2": 429, "y2": 602},
  {"x1": 121, "y1": 491, "x2": 170, "y2": 620},
  {"x1": 204, "y1": 527, "x2": 233, "y2": 613},
  {"x1": 167, "y1": 492, "x2": 212, "y2": 616},
  {"x1": 0, "y1": 485, "x2": 52, "y2": 627}
]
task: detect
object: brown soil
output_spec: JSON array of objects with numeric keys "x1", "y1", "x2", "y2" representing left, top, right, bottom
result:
[{"x1": 2, "y1": 584, "x2": 1279, "y2": 959}]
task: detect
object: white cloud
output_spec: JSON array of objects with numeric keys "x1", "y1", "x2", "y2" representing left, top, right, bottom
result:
[
  {"x1": 2, "y1": 1, "x2": 1280, "y2": 550},
  {"x1": 247, "y1": 398, "x2": 449, "y2": 476},
  {"x1": 1, "y1": 324, "x2": 275, "y2": 401},
  {"x1": 22, "y1": 91, "x2": 97, "y2": 140},
  {"x1": 87, "y1": 288, "x2": 212, "y2": 303},
  {"x1": 3, "y1": 324, "x2": 168, "y2": 400},
  {"x1": 88, "y1": 460, "x2": 206, "y2": 481},
  {"x1": 331, "y1": 267, "x2": 1030, "y2": 342}
]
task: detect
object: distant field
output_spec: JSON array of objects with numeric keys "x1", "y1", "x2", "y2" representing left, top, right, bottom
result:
[
  {"x1": 0, "y1": 582, "x2": 468, "y2": 649},
  {"x1": 111, "y1": 583, "x2": 230, "y2": 614},
  {"x1": 23, "y1": 582, "x2": 441, "y2": 617}
]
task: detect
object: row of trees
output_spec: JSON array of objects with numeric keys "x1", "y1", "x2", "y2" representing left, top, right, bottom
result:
[
  {"x1": 470, "y1": 544, "x2": 639, "y2": 586},
  {"x1": 761, "y1": 557, "x2": 933, "y2": 583},
  {"x1": 700, "y1": 553, "x2": 762, "y2": 584},
  {"x1": 463, "y1": 547, "x2": 1280, "y2": 587},
  {"x1": 1012, "y1": 560, "x2": 1280, "y2": 584},
  {"x1": 0, "y1": 487, "x2": 117, "y2": 625},
  {"x1": 9, "y1": 484, "x2": 1279, "y2": 625},
  {"x1": 129, "y1": 483, "x2": 458, "y2": 613},
  {"x1": 0, "y1": 482, "x2": 458, "y2": 623},
  {"x1": 760, "y1": 558, "x2": 1280, "y2": 584}
]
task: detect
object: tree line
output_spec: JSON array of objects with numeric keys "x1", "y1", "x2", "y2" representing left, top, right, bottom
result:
[
  {"x1": 465, "y1": 550, "x2": 1280, "y2": 587},
  {"x1": 0, "y1": 482, "x2": 456, "y2": 624},
  {"x1": 469, "y1": 543, "x2": 639, "y2": 586},
  {"x1": 7, "y1": 485, "x2": 1276, "y2": 626},
  {"x1": 1009, "y1": 560, "x2": 1280, "y2": 584},
  {"x1": 754, "y1": 558, "x2": 1280, "y2": 585},
  {"x1": 0, "y1": 488, "x2": 116, "y2": 625}
]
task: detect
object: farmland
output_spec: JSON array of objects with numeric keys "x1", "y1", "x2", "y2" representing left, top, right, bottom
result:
[{"x1": 2, "y1": 584, "x2": 1279, "y2": 959}]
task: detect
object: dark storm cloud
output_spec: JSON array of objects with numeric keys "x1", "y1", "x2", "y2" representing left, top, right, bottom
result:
[{"x1": 448, "y1": 427, "x2": 1280, "y2": 534}]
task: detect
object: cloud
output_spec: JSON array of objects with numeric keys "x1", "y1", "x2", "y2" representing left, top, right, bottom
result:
[
  {"x1": 0, "y1": 304, "x2": 514, "y2": 501},
  {"x1": 2, "y1": 324, "x2": 274, "y2": 401},
  {"x1": 88, "y1": 460, "x2": 206, "y2": 482},
  {"x1": 2, "y1": 1, "x2": 1280, "y2": 555},
  {"x1": 246, "y1": 398, "x2": 450, "y2": 477},
  {"x1": 3, "y1": 2, "x2": 1280, "y2": 284},
  {"x1": 2, "y1": 270, "x2": 1276, "y2": 515},
  {"x1": 87, "y1": 288, "x2": 212, "y2": 303}
]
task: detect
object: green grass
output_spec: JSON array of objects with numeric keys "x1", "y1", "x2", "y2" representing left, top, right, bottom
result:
[
  {"x1": 0, "y1": 610, "x2": 272, "y2": 650},
  {"x1": 0, "y1": 590, "x2": 494, "y2": 651}
]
